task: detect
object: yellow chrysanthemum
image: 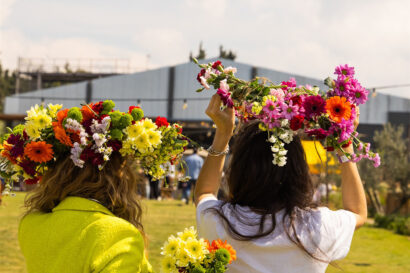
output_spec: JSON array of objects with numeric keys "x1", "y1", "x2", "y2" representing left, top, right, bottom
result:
[
  {"x1": 185, "y1": 238, "x2": 206, "y2": 261},
  {"x1": 176, "y1": 249, "x2": 191, "y2": 267},
  {"x1": 119, "y1": 141, "x2": 134, "y2": 156},
  {"x1": 124, "y1": 124, "x2": 144, "y2": 138},
  {"x1": 25, "y1": 121, "x2": 42, "y2": 139},
  {"x1": 47, "y1": 103, "x2": 63, "y2": 118},
  {"x1": 141, "y1": 119, "x2": 157, "y2": 131},
  {"x1": 134, "y1": 132, "x2": 151, "y2": 153},
  {"x1": 161, "y1": 235, "x2": 181, "y2": 256},
  {"x1": 161, "y1": 256, "x2": 177, "y2": 273},
  {"x1": 26, "y1": 105, "x2": 45, "y2": 118},
  {"x1": 147, "y1": 130, "x2": 162, "y2": 146},
  {"x1": 177, "y1": 226, "x2": 197, "y2": 241},
  {"x1": 262, "y1": 95, "x2": 276, "y2": 106},
  {"x1": 31, "y1": 113, "x2": 52, "y2": 128},
  {"x1": 252, "y1": 102, "x2": 262, "y2": 115}
]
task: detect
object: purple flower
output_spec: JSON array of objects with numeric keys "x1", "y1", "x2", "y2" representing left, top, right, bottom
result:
[
  {"x1": 303, "y1": 95, "x2": 326, "y2": 119},
  {"x1": 349, "y1": 79, "x2": 368, "y2": 105},
  {"x1": 281, "y1": 78, "x2": 297, "y2": 91},
  {"x1": 334, "y1": 64, "x2": 355, "y2": 77},
  {"x1": 334, "y1": 76, "x2": 352, "y2": 96},
  {"x1": 281, "y1": 100, "x2": 299, "y2": 120},
  {"x1": 216, "y1": 88, "x2": 234, "y2": 107},
  {"x1": 337, "y1": 119, "x2": 354, "y2": 142},
  {"x1": 372, "y1": 153, "x2": 381, "y2": 167},
  {"x1": 263, "y1": 100, "x2": 280, "y2": 119}
]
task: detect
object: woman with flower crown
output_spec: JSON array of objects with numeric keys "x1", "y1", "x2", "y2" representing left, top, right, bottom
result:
[
  {"x1": 1, "y1": 101, "x2": 187, "y2": 273},
  {"x1": 194, "y1": 94, "x2": 367, "y2": 273}
]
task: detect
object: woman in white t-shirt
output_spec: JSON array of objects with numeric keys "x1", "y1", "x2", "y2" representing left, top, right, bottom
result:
[{"x1": 195, "y1": 94, "x2": 367, "y2": 273}]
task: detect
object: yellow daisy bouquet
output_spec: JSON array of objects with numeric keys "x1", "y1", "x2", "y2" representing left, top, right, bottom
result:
[
  {"x1": 0, "y1": 100, "x2": 189, "y2": 192},
  {"x1": 161, "y1": 227, "x2": 236, "y2": 273}
]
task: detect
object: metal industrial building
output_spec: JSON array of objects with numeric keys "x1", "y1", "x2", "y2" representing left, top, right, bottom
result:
[{"x1": 4, "y1": 58, "x2": 410, "y2": 144}]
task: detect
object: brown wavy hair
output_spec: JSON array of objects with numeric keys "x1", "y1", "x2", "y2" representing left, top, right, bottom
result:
[
  {"x1": 209, "y1": 121, "x2": 328, "y2": 261},
  {"x1": 24, "y1": 152, "x2": 145, "y2": 233}
]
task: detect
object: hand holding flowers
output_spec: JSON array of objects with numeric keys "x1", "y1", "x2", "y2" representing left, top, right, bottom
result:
[{"x1": 194, "y1": 59, "x2": 380, "y2": 167}]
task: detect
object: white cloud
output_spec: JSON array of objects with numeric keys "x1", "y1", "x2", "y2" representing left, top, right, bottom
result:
[{"x1": 0, "y1": 0, "x2": 15, "y2": 26}]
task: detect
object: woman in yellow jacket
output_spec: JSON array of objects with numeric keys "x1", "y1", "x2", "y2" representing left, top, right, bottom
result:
[{"x1": 19, "y1": 153, "x2": 152, "y2": 273}]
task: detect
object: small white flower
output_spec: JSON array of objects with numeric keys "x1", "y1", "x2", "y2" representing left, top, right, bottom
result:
[
  {"x1": 269, "y1": 135, "x2": 277, "y2": 143},
  {"x1": 279, "y1": 150, "x2": 288, "y2": 156},
  {"x1": 103, "y1": 155, "x2": 109, "y2": 161},
  {"x1": 200, "y1": 76, "x2": 210, "y2": 89},
  {"x1": 271, "y1": 145, "x2": 279, "y2": 153},
  {"x1": 219, "y1": 79, "x2": 229, "y2": 91},
  {"x1": 223, "y1": 66, "x2": 237, "y2": 74},
  {"x1": 281, "y1": 119, "x2": 289, "y2": 127}
]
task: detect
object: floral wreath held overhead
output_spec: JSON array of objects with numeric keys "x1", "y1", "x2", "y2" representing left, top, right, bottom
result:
[
  {"x1": 194, "y1": 59, "x2": 380, "y2": 167},
  {"x1": 0, "y1": 100, "x2": 189, "y2": 187}
]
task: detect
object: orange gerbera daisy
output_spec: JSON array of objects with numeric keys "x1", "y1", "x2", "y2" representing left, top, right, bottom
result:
[
  {"x1": 56, "y1": 109, "x2": 69, "y2": 125},
  {"x1": 325, "y1": 96, "x2": 352, "y2": 123},
  {"x1": 81, "y1": 103, "x2": 96, "y2": 121},
  {"x1": 52, "y1": 122, "x2": 73, "y2": 147},
  {"x1": 24, "y1": 141, "x2": 54, "y2": 163},
  {"x1": 209, "y1": 239, "x2": 237, "y2": 264}
]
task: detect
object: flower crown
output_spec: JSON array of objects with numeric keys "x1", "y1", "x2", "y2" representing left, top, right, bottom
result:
[
  {"x1": 195, "y1": 59, "x2": 380, "y2": 167},
  {"x1": 0, "y1": 100, "x2": 188, "y2": 185}
]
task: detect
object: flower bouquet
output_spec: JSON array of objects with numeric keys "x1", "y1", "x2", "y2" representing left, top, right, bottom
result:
[
  {"x1": 161, "y1": 227, "x2": 236, "y2": 273},
  {"x1": 194, "y1": 59, "x2": 380, "y2": 167},
  {"x1": 0, "y1": 100, "x2": 189, "y2": 193}
]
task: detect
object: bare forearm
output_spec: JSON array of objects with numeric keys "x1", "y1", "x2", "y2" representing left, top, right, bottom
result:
[
  {"x1": 194, "y1": 130, "x2": 231, "y2": 205},
  {"x1": 339, "y1": 148, "x2": 367, "y2": 227}
]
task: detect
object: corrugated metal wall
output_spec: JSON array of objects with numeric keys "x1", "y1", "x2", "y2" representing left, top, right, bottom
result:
[{"x1": 4, "y1": 58, "x2": 410, "y2": 124}]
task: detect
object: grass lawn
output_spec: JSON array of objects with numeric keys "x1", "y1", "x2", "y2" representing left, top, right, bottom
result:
[{"x1": 1, "y1": 192, "x2": 410, "y2": 273}]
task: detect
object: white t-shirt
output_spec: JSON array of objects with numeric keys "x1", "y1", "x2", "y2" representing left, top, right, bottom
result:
[{"x1": 196, "y1": 196, "x2": 356, "y2": 273}]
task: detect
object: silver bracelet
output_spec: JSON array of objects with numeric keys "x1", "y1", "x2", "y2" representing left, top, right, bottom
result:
[{"x1": 207, "y1": 145, "x2": 229, "y2": 156}]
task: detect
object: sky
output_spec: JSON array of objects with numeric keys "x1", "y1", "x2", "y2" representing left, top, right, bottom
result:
[{"x1": 0, "y1": 0, "x2": 409, "y2": 98}]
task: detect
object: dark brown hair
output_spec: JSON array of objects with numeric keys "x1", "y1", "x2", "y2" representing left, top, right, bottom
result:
[
  {"x1": 24, "y1": 153, "x2": 145, "y2": 234},
  {"x1": 210, "y1": 121, "x2": 326, "y2": 261}
]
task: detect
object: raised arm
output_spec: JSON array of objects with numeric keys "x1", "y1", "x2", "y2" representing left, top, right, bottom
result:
[
  {"x1": 337, "y1": 111, "x2": 367, "y2": 229},
  {"x1": 194, "y1": 95, "x2": 235, "y2": 206}
]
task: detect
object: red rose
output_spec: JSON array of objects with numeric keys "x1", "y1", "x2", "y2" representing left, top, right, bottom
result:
[
  {"x1": 155, "y1": 116, "x2": 169, "y2": 127},
  {"x1": 174, "y1": 124, "x2": 183, "y2": 134},
  {"x1": 92, "y1": 101, "x2": 104, "y2": 114},
  {"x1": 290, "y1": 96, "x2": 302, "y2": 107},
  {"x1": 212, "y1": 60, "x2": 222, "y2": 69},
  {"x1": 108, "y1": 140, "x2": 122, "y2": 152},
  {"x1": 290, "y1": 115, "x2": 305, "y2": 131},
  {"x1": 342, "y1": 140, "x2": 352, "y2": 148},
  {"x1": 196, "y1": 69, "x2": 206, "y2": 83},
  {"x1": 325, "y1": 147, "x2": 335, "y2": 152},
  {"x1": 25, "y1": 177, "x2": 40, "y2": 185},
  {"x1": 128, "y1": 105, "x2": 140, "y2": 113}
]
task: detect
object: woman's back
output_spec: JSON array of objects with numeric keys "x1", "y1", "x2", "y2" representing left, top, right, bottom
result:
[
  {"x1": 197, "y1": 197, "x2": 356, "y2": 273},
  {"x1": 19, "y1": 197, "x2": 151, "y2": 273}
]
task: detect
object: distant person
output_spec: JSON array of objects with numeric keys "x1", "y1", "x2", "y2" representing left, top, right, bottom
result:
[
  {"x1": 184, "y1": 148, "x2": 204, "y2": 204},
  {"x1": 148, "y1": 175, "x2": 161, "y2": 200}
]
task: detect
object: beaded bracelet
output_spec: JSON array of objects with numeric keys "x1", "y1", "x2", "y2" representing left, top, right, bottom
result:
[{"x1": 207, "y1": 145, "x2": 230, "y2": 156}]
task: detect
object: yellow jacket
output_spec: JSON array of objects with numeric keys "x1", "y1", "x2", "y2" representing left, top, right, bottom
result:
[{"x1": 19, "y1": 196, "x2": 152, "y2": 273}]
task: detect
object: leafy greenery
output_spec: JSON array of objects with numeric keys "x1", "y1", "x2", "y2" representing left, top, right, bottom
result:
[
  {"x1": 374, "y1": 214, "x2": 410, "y2": 236},
  {"x1": 373, "y1": 124, "x2": 409, "y2": 214}
]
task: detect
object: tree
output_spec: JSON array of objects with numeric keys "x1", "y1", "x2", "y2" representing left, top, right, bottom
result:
[
  {"x1": 0, "y1": 63, "x2": 17, "y2": 113},
  {"x1": 219, "y1": 45, "x2": 237, "y2": 60},
  {"x1": 357, "y1": 158, "x2": 384, "y2": 215},
  {"x1": 374, "y1": 123, "x2": 410, "y2": 213},
  {"x1": 189, "y1": 42, "x2": 206, "y2": 61}
]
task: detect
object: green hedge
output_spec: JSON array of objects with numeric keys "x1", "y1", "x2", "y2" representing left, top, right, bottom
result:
[{"x1": 374, "y1": 214, "x2": 410, "y2": 236}]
